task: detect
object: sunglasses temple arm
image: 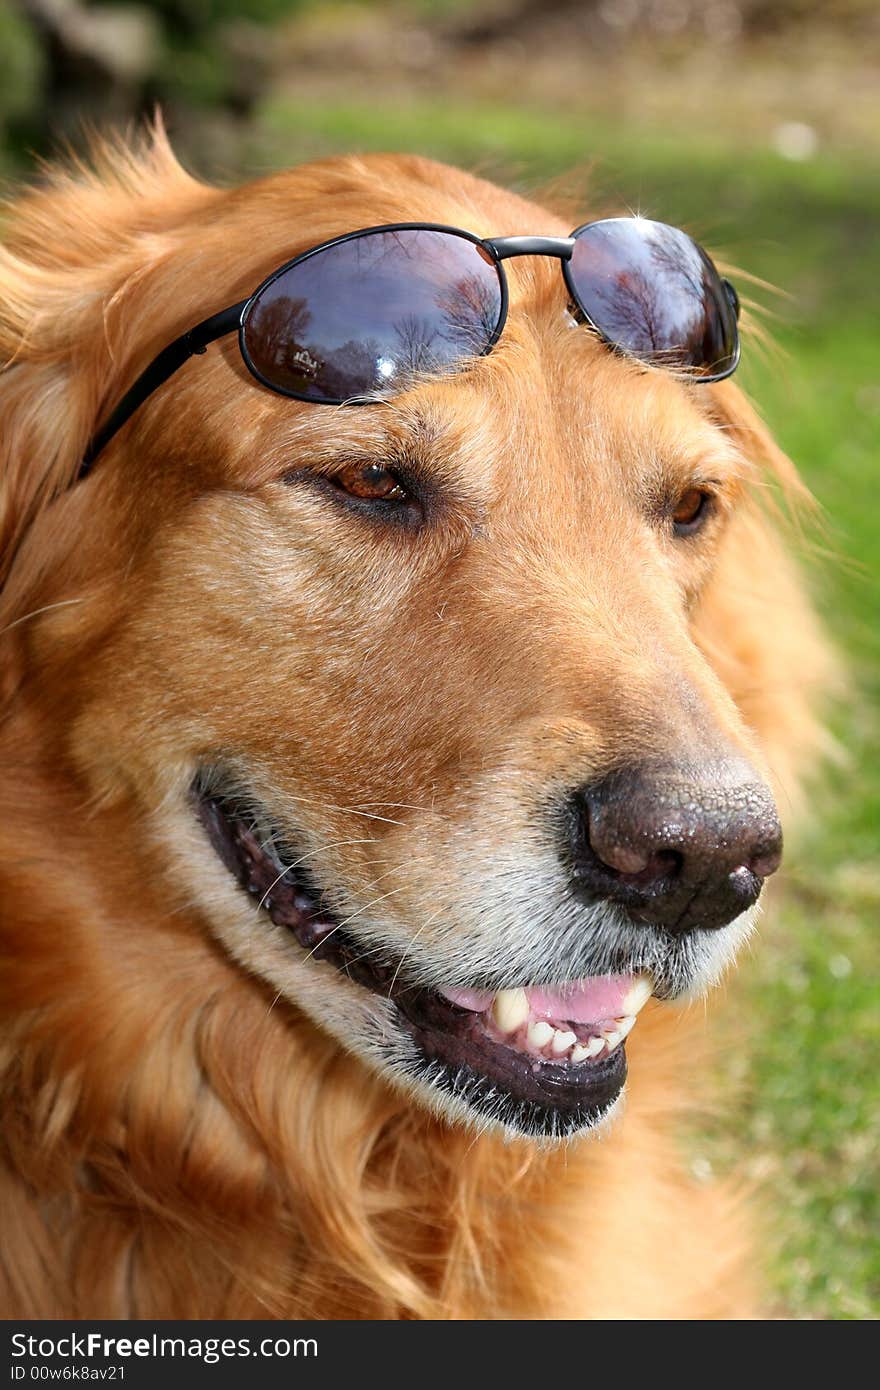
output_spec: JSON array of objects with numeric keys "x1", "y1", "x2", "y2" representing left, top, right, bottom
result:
[{"x1": 77, "y1": 301, "x2": 247, "y2": 479}]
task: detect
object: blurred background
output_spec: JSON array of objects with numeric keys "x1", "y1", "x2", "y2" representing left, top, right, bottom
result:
[{"x1": 1, "y1": 0, "x2": 877, "y2": 1319}]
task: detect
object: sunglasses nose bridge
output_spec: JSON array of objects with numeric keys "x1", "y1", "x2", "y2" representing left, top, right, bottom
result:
[{"x1": 482, "y1": 235, "x2": 576, "y2": 263}]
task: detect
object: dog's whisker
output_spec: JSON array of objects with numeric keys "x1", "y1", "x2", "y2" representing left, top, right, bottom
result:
[
  {"x1": 0, "y1": 596, "x2": 85, "y2": 635},
  {"x1": 327, "y1": 883, "x2": 414, "y2": 934},
  {"x1": 386, "y1": 910, "x2": 443, "y2": 998},
  {"x1": 364, "y1": 854, "x2": 434, "y2": 889},
  {"x1": 264, "y1": 987, "x2": 285, "y2": 1020},
  {"x1": 254, "y1": 838, "x2": 375, "y2": 908},
  {"x1": 350, "y1": 801, "x2": 449, "y2": 819},
  {"x1": 273, "y1": 789, "x2": 409, "y2": 828},
  {"x1": 298, "y1": 883, "x2": 414, "y2": 967},
  {"x1": 334, "y1": 807, "x2": 406, "y2": 826}
]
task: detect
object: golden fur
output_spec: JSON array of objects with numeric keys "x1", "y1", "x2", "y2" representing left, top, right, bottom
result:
[{"x1": 0, "y1": 126, "x2": 831, "y2": 1318}]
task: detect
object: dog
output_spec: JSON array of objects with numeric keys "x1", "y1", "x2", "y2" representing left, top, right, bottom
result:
[{"x1": 0, "y1": 125, "x2": 831, "y2": 1318}]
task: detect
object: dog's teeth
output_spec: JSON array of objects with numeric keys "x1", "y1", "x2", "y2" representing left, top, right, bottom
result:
[
  {"x1": 621, "y1": 973, "x2": 653, "y2": 1016},
  {"x1": 490, "y1": 984, "x2": 643, "y2": 1061},
  {"x1": 527, "y1": 1020, "x2": 554, "y2": 1049},
  {"x1": 491, "y1": 988, "x2": 529, "y2": 1033},
  {"x1": 551, "y1": 1028, "x2": 577, "y2": 1055}
]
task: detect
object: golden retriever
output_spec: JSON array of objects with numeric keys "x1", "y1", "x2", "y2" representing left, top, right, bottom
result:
[{"x1": 0, "y1": 125, "x2": 831, "y2": 1319}]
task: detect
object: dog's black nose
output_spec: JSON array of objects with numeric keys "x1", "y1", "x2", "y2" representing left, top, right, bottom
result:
[{"x1": 567, "y1": 761, "x2": 783, "y2": 932}]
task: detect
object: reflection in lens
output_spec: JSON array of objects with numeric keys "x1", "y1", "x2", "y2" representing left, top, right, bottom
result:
[
  {"x1": 566, "y1": 219, "x2": 738, "y2": 376},
  {"x1": 242, "y1": 228, "x2": 504, "y2": 402}
]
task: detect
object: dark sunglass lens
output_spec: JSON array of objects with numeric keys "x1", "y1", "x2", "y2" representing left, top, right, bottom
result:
[
  {"x1": 241, "y1": 227, "x2": 503, "y2": 402},
  {"x1": 567, "y1": 219, "x2": 738, "y2": 377}
]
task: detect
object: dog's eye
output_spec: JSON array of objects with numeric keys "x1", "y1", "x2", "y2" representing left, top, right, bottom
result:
[
  {"x1": 671, "y1": 488, "x2": 712, "y2": 536},
  {"x1": 333, "y1": 463, "x2": 407, "y2": 502}
]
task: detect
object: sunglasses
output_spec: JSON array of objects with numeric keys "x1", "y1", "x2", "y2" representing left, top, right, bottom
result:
[{"x1": 80, "y1": 217, "x2": 741, "y2": 477}]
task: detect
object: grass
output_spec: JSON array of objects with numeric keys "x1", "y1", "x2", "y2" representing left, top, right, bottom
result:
[
  {"x1": 250, "y1": 96, "x2": 880, "y2": 1318},
  {"x1": 716, "y1": 321, "x2": 879, "y2": 1318}
]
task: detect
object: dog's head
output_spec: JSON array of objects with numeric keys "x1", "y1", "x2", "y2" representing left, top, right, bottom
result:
[{"x1": 0, "y1": 131, "x2": 823, "y2": 1141}]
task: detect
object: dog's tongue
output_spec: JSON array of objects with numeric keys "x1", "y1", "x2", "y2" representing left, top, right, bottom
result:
[{"x1": 442, "y1": 973, "x2": 645, "y2": 1024}]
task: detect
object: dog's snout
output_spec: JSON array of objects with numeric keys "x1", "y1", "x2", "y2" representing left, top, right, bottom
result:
[{"x1": 567, "y1": 761, "x2": 783, "y2": 932}]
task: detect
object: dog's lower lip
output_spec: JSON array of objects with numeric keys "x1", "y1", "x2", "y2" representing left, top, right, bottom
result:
[
  {"x1": 393, "y1": 988, "x2": 629, "y2": 1123},
  {"x1": 193, "y1": 780, "x2": 633, "y2": 1126}
]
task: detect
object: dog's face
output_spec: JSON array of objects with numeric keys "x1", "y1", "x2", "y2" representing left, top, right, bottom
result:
[{"x1": 4, "y1": 152, "x2": 784, "y2": 1141}]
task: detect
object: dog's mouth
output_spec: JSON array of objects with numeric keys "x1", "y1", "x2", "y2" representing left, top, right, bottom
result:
[{"x1": 194, "y1": 781, "x2": 653, "y2": 1138}]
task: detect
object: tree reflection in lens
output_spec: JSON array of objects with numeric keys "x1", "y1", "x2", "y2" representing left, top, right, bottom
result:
[
  {"x1": 568, "y1": 220, "x2": 734, "y2": 374},
  {"x1": 243, "y1": 228, "x2": 503, "y2": 402}
]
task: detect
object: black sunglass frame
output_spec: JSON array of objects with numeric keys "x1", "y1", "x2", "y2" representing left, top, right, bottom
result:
[{"x1": 78, "y1": 219, "x2": 741, "y2": 479}]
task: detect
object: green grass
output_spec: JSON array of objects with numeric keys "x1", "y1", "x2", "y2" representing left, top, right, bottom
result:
[
  {"x1": 717, "y1": 321, "x2": 879, "y2": 1318},
  {"x1": 252, "y1": 98, "x2": 880, "y2": 1317}
]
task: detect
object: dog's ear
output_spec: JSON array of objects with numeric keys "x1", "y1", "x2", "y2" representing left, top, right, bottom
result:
[
  {"x1": 693, "y1": 380, "x2": 838, "y2": 814},
  {"x1": 0, "y1": 119, "x2": 211, "y2": 587}
]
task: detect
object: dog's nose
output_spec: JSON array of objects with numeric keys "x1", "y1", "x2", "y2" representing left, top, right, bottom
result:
[{"x1": 567, "y1": 761, "x2": 783, "y2": 932}]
